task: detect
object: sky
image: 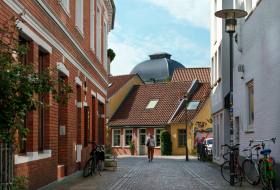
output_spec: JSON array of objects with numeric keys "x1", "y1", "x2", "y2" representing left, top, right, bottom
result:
[{"x1": 109, "y1": 0, "x2": 211, "y2": 75}]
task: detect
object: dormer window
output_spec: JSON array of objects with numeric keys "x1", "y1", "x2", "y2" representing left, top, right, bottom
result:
[
  {"x1": 187, "y1": 101, "x2": 200, "y2": 110},
  {"x1": 146, "y1": 100, "x2": 159, "y2": 109}
]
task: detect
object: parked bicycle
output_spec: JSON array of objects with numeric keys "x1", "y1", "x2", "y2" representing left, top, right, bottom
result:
[
  {"x1": 220, "y1": 143, "x2": 243, "y2": 186},
  {"x1": 241, "y1": 143, "x2": 262, "y2": 185},
  {"x1": 83, "y1": 142, "x2": 105, "y2": 177},
  {"x1": 244, "y1": 137, "x2": 277, "y2": 190}
]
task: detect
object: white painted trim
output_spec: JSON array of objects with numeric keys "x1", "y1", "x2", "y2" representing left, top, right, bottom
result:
[
  {"x1": 3, "y1": 0, "x2": 107, "y2": 95},
  {"x1": 83, "y1": 101, "x2": 88, "y2": 107},
  {"x1": 76, "y1": 101, "x2": 82, "y2": 108},
  {"x1": 75, "y1": 77, "x2": 82, "y2": 86},
  {"x1": 14, "y1": 150, "x2": 52, "y2": 165},
  {"x1": 112, "y1": 129, "x2": 121, "y2": 147},
  {"x1": 97, "y1": 93, "x2": 105, "y2": 103},
  {"x1": 91, "y1": 90, "x2": 97, "y2": 97},
  {"x1": 76, "y1": 144, "x2": 82, "y2": 162},
  {"x1": 16, "y1": 21, "x2": 52, "y2": 53},
  {"x1": 57, "y1": 62, "x2": 70, "y2": 77},
  {"x1": 35, "y1": 0, "x2": 107, "y2": 84},
  {"x1": 59, "y1": 0, "x2": 70, "y2": 17}
]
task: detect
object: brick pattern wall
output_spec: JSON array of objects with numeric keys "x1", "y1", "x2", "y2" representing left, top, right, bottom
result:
[{"x1": 0, "y1": 0, "x2": 111, "y2": 189}]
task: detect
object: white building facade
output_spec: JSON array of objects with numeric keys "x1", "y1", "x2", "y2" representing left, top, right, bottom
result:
[
  {"x1": 211, "y1": 0, "x2": 280, "y2": 184},
  {"x1": 233, "y1": 0, "x2": 280, "y2": 181}
]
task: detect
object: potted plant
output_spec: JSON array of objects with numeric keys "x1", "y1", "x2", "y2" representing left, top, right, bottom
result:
[{"x1": 129, "y1": 141, "x2": 135, "y2": 155}]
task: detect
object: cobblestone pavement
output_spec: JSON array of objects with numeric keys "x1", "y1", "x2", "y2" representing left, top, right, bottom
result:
[{"x1": 43, "y1": 156, "x2": 263, "y2": 190}]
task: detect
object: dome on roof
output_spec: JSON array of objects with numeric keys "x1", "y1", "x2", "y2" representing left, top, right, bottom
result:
[{"x1": 131, "y1": 52, "x2": 185, "y2": 83}]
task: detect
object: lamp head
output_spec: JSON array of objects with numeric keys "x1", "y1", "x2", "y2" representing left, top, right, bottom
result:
[{"x1": 215, "y1": 9, "x2": 247, "y2": 33}]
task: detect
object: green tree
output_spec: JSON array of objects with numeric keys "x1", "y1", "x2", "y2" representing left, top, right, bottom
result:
[
  {"x1": 0, "y1": 16, "x2": 72, "y2": 143},
  {"x1": 160, "y1": 130, "x2": 172, "y2": 155}
]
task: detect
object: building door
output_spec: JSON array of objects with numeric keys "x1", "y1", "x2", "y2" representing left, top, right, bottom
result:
[{"x1": 139, "y1": 129, "x2": 146, "y2": 155}]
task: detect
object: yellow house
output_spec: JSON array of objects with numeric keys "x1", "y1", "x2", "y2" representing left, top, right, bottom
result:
[
  {"x1": 107, "y1": 74, "x2": 144, "y2": 120},
  {"x1": 170, "y1": 98, "x2": 212, "y2": 155}
]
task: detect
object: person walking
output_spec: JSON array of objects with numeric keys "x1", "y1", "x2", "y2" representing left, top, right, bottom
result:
[{"x1": 146, "y1": 134, "x2": 155, "y2": 162}]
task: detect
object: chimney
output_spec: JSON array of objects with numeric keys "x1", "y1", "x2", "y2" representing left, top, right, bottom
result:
[{"x1": 149, "y1": 52, "x2": 171, "y2": 60}]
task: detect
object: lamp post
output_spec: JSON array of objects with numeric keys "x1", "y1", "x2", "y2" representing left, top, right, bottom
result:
[
  {"x1": 215, "y1": 9, "x2": 247, "y2": 186},
  {"x1": 184, "y1": 95, "x2": 189, "y2": 161}
]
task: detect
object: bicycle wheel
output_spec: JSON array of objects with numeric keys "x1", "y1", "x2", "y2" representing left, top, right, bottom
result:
[
  {"x1": 83, "y1": 158, "x2": 94, "y2": 177},
  {"x1": 242, "y1": 159, "x2": 260, "y2": 185},
  {"x1": 221, "y1": 161, "x2": 242, "y2": 185}
]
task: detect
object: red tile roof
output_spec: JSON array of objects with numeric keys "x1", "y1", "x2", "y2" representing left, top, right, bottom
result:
[
  {"x1": 171, "y1": 68, "x2": 211, "y2": 83},
  {"x1": 108, "y1": 74, "x2": 142, "y2": 98},
  {"x1": 170, "y1": 83, "x2": 211, "y2": 123},
  {"x1": 109, "y1": 81, "x2": 211, "y2": 126}
]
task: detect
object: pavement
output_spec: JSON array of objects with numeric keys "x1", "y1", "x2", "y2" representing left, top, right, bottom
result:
[{"x1": 40, "y1": 156, "x2": 264, "y2": 190}]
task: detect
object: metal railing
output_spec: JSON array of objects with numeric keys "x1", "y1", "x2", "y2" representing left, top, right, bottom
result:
[{"x1": 0, "y1": 143, "x2": 13, "y2": 190}]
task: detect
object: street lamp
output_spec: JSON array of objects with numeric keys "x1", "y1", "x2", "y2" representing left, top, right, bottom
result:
[
  {"x1": 215, "y1": 9, "x2": 247, "y2": 186},
  {"x1": 184, "y1": 95, "x2": 189, "y2": 161}
]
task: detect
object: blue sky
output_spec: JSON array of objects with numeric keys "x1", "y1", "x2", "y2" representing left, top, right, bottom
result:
[{"x1": 109, "y1": 0, "x2": 210, "y2": 75}]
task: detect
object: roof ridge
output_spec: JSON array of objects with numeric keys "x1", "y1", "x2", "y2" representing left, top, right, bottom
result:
[{"x1": 175, "y1": 67, "x2": 210, "y2": 70}]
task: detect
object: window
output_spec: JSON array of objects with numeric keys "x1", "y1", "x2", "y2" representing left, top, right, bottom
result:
[
  {"x1": 146, "y1": 100, "x2": 159, "y2": 109},
  {"x1": 96, "y1": 4, "x2": 101, "y2": 61},
  {"x1": 113, "y1": 129, "x2": 121, "y2": 146},
  {"x1": 75, "y1": 0, "x2": 84, "y2": 35},
  {"x1": 187, "y1": 101, "x2": 200, "y2": 110},
  {"x1": 124, "y1": 129, "x2": 132, "y2": 146},
  {"x1": 155, "y1": 129, "x2": 162, "y2": 147},
  {"x1": 38, "y1": 51, "x2": 46, "y2": 152},
  {"x1": 61, "y1": 0, "x2": 70, "y2": 14},
  {"x1": 90, "y1": 0, "x2": 95, "y2": 51},
  {"x1": 178, "y1": 129, "x2": 186, "y2": 147},
  {"x1": 103, "y1": 21, "x2": 108, "y2": 68},
  {"x1": 247, "y1": 80, "x2": 254, "y2": 127},
  {"x1": 84, "y1": 106, "x2": 90, "y2": 146}
]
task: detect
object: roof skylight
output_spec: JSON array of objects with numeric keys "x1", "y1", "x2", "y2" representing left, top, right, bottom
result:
[
  {"x1": 146, "y1": 100, "x2": 159, "y2": 109},
  {"x1": 187, "y1": 101, "x2": 200, "y2": 110}
]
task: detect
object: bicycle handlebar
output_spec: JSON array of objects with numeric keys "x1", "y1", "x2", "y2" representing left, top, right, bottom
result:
[{"x1": 249, "y1": 137, "x2": 276, "y2": 146}]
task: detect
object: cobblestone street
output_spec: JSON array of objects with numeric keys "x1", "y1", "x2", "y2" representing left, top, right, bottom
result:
[{"x1": 41, "y1": 156, "x2": 262, "y2": 190}]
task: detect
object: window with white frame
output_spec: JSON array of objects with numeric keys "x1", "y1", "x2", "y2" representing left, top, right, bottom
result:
[
  {"x1": 155, "y1": 129, "x2": 162, "y2": 147},
  {"x1": 103, "y1": 21, "x2": 108, "y2": 69},
  {"x1": 113, "y1": 129, "x2": 121, "y2": 146},
  {"x1": 124, "y1": 129, "x2": 132, "y2": 146},
  {"x1": 90, "y1": 0, "x2": 95, "y2": 51},
  {"x1": 247, "y1": 80, "x2": 254, "y2": 128},
  {"x1": 96, "y1": 4, "x2": 101, "y2": 61},
  {"x1": 75, "y1": 0, "x2": 84, "y2": 35}
]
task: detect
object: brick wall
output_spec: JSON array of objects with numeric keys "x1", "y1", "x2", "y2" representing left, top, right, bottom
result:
[{"x1": 0, "y1": 0, "x2": 112, "y2": 189}]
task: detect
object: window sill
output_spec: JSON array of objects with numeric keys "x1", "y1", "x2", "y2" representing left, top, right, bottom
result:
[
  {"x1": 245, "y1": 129, "x2": 254, "y2": 133},
  {"x1": 112, "y1": 146, "x2": 122, "y2": 148},
  {"x1": 14, "y1": 150, "x2": 52, "y2": 165}
]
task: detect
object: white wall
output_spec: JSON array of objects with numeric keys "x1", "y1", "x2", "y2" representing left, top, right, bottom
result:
[{"x1": 234, "y1": 0, "x2": 280, "y2": 162}]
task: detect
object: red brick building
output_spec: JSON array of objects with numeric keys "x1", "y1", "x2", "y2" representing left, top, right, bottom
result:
[{"x1": 0, "y1": 0, "x2": 115, "y2": 189}]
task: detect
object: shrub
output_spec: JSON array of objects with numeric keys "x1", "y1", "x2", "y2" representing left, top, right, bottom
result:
[
  {"x1": 11, "y1": 176, "x2": 29, "y2": 190},
  {"x1": 160, "y1": 131, "x2": 172, "y2": 155},
  {"x1": 129, "y1": 141, "x2": 135, "y2": 155}
]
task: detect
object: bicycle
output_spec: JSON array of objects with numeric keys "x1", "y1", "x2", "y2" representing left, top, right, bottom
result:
[
  {"x1": 241, "y1": 143, "x2": 262, "y2": 185},
  {"x1": 249, "y1": 138, "x2": 276, "y2": 190},
  {"x1": 83, "y1": 142, "x2": 105, "y2": 177},
  {"x1": 220, "y1": 143, "x2": 243, "y2": 186}
]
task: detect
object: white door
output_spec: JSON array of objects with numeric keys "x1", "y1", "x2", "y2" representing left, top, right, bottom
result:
[{"x1": 139, "y1": 129, "x2": 146, "y2": 155}]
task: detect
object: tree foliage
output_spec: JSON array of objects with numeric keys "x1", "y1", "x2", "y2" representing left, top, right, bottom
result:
[
  {"x1": 0, "y1": 16, "x2": 72, "y2": 143},
  {"x1": 160, "y1": 130, "x2": 172, "y2": 155},
  {"x1": 107, "y1": 48, "x2": 116, "y2": 62}
]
